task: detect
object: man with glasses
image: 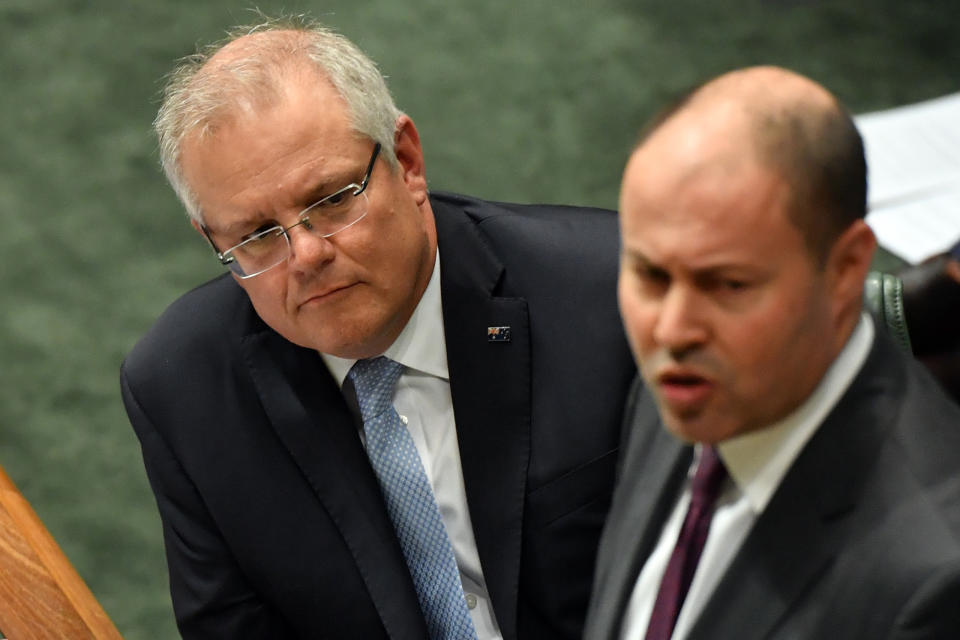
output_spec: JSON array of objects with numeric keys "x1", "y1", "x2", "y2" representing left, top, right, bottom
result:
[{"x1": 121, "y1": 16, "x2": 634, "y2": 640}]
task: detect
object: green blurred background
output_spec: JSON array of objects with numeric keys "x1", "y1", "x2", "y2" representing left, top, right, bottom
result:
[{"x1": 1, "y1": 1, "x2": 957, "y2": 636}]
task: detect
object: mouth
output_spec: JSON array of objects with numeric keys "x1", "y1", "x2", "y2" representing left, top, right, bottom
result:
[
  {"x1": 654, "y1": 369, "x2": 714, "y2": 411},
  {"x1": 298, "y1": 283, "x2": 358, "y2": 308}
]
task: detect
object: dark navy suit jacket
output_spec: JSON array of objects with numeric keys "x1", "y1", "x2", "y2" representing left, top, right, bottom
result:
[
  {"x1": 585, "y1": 332, "x2": 960, "y2": 640},
  {"x1": 121, "y1": 192, "x2": 636, "y2": 639}
]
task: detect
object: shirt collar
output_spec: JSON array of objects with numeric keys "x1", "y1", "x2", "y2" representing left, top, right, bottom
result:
[
  {"x1": 717, "y1": 313, "x2": 875, "y2": 514},
  {"x1": 321, "y1": 249, "x2": 448, "y2": 387}
]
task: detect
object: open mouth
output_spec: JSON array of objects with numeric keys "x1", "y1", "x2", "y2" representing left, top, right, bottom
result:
[
  {"x1": 656, "y1": 371, "x2": 713, "y2": 408},
  {"x1": 660, "y1": 372, "x2": 707, "y2": 386}
]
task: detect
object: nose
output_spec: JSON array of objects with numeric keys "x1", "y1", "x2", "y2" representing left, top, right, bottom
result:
[
  {"x1": 286, "y1": 221, "x2": 336, "y2": 272},
  {"x1": 652, "y1": 284, "x2": 708, "y2": 355}
]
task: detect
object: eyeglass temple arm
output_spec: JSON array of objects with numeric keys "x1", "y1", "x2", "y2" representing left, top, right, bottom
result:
[
  {"x1": 354, "y1": 143, "x2": 382, "y2": 195},
  {"x1": 199, "y1": 224, "x2": 234, "y2": 265}
]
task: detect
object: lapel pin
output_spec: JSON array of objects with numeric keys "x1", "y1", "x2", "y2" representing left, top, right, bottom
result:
[{"x1": 487, "y1": 326, "x2": 511, "y2": 343}]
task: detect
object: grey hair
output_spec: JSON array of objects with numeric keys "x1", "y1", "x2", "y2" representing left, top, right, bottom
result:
[{"x1": 154, "y1": 14, "x2": 402, "y2": 223}]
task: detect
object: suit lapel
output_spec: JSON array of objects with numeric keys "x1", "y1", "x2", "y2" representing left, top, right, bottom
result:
[
  {"x1": 688, "y1": 474, "x2": 833, "y2": 640},
  {"x1": 689, "y1": 336, "x2": 897, "y2": 640},
  {"x1": 598, "y1": 388, "x2": 692, "y2": 640},
  {"x1": 241, "y1": 328, "x2": 429, "y2": 640},
  {"x1": 434, "y1": 197, "x2": 531, "y2": 640}
]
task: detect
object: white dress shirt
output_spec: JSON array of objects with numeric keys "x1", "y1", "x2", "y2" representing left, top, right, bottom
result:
[
  {"x1": 620, "y1": 314, "x2": 875, "y2": 640},
  {"x1": 322, "y1": 250, "x2": 503, "y2": 640}
]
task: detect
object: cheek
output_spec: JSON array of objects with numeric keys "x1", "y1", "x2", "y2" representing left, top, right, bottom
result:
[
  {"x1": 732, "y1": 326, "x2": 790, "y2": 388},
  {"x1": 723, "y1": 295, "x2": 818, "y2": 394},
  {"x1": 362, "y1": 204, "x2": 424, "y2": 272}
]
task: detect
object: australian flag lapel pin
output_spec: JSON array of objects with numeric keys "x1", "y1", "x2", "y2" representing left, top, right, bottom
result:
[{"x1": 487, "y1": 326, "x2": 511, "y2": 343}]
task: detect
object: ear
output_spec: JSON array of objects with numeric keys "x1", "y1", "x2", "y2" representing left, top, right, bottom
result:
[
  {"x1": 825, "y1": 219, "x2": 877, "y2": 320},
  {"x1": 393, "y1": 114, "x2": 429, "y2": 206}
]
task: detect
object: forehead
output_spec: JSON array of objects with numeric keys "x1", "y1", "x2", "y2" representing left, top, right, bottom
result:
[
  {"x1": 619, "y1": 134, "x2": 802, "y2": 269},
  {"x1": 180, "y1": 76, "x2": 363, "y2": 216},
  {"x1": 185, "y1": 70, "x2": 354, "y2": 165}
]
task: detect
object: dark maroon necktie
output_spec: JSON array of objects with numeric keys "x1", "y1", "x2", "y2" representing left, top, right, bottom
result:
[{"x1": 645, "y1": 446, "x2": 728, "y2": 640}]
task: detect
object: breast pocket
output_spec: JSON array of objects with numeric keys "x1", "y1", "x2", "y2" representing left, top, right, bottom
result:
[
  {"x1": 520, "y1": 448, "x2": 620, "y2": 635},
  {"x1": 526, "y1": 447, "x2": 619, "y2": 529}
]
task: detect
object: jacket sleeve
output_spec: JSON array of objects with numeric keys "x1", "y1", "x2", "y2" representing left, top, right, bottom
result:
[{"x1": 120, "y1": 364, "x2": 295, "y2": 639}]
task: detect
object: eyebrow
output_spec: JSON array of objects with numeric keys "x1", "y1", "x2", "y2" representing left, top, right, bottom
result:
[
  {"x1": 623, "y1": 248, "x2": 761, "y2": 278},
  {"x1": 622, "y1": 248, "x2": 656, "y2": 268},
  {"x1": 302, "y1": 161, "x2": 369, "y2": 202},
  {"x1": 210, "y1": 215, "x2": 273, "y2": 239},
  {"x1": 300, "y1": 176, "x2": 343, "y2": 205},
  {"x1": 207, "y1": 168, "x2": 361, "y2": 239}
]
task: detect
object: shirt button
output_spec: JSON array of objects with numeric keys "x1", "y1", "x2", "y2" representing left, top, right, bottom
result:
[
  {"x1": 399, "y1": 415, "x2": 409, "y2": 425},
  {"x1": 465, "y1": 593, "x2": 478, "y2": 610}
]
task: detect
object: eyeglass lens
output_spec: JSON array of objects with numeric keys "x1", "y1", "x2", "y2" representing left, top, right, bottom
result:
[{"x1": 226, "y1": 189, "x2": 369, "y2": 278}]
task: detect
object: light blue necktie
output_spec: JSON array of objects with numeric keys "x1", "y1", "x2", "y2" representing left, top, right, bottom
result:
[{"x1": 348, "y1": 356, "x2": 478, "y2": 640}]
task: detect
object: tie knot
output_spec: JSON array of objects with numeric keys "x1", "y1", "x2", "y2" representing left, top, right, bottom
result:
[
  {"x1": 347, "y1": 356, "x2": 404, "y2": 421},
  {"x1": 690, "y1": 446, "x2": 727, "y2": 506}
]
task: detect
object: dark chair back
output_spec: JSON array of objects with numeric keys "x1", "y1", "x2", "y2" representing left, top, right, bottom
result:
[{"x1": 863, "y1": 271, "x2": 912, "y2": 353}]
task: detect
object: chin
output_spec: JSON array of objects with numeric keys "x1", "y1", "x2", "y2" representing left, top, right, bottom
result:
[
  {"x1": 662, "y1": 414, "x2": 705, "y2": 444},
  {"x1": 314, "y1": 324, "x2": 394, "y2": 360},
  {"x1": 662, "y1": 414, "x2": 731, "y2": 445},
  {"x1": 305, "y1": 332, "x2": 364, "y2": 359}
]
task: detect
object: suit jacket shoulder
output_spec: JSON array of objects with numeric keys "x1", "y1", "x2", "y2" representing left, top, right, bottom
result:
[
  {"x1": 695, "y1": 333, "x2": 960, "y2": 639},
  {"x1": 586, "y1": 331, "x2": 960, "y2": 640}
]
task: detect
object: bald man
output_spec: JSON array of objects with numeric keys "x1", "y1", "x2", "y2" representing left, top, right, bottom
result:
[{"x1": 584, "y1": 67, "x2": 960, "y2": 640}]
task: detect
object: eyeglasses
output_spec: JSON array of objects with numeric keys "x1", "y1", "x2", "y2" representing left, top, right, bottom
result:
[{"x1": 201, "y1": 143, "x2": 381, "y2": 279}]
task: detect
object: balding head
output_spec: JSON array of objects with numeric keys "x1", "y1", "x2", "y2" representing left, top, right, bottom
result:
[
  {"x1": 155, "y1": 17, "x2": 401, "y2": 223},
  {"x1": 617, "y1": 66, "x2": 876, "y2": 443},
  {"x1": 637, "y1": 66, "x2": 866, "y2": 263}
]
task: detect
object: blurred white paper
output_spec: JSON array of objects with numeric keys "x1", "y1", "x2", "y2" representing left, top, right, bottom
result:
[{"x1": 857, "y1": 92, "x2": 960, "y2": 263}]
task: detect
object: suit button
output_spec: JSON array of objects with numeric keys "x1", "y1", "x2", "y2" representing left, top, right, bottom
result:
[{"x1": 465, "y1": 593, "x2": 478, "y2": 610}]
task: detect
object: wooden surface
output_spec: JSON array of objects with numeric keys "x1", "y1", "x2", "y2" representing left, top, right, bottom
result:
[{"x1": 0, "y1": 464, "x2": 122, "y2": 639}]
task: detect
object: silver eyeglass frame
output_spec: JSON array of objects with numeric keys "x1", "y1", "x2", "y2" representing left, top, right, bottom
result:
[{"x1": 200, "y1": 143, "x2": 381, "y2": 279}]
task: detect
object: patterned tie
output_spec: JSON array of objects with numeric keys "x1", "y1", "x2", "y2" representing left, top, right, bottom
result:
[
  {"x1": 645, "y1": 446, "x2": 728, "y2": 640},
  {"x1": 348, "y1": 356, "x2": 478, "y2": 640}
]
